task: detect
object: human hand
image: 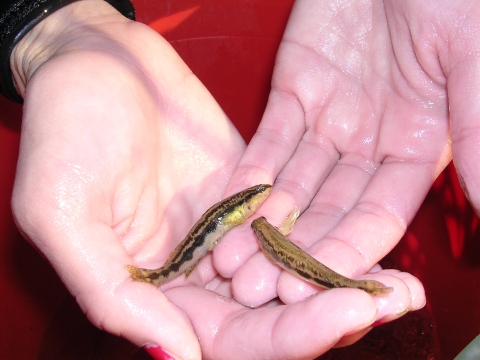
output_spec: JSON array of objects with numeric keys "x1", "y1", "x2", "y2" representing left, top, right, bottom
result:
[
  {"x1": 211, "y1": 0, "x2": 480, "y2": 349},
  {"x1": 10, "y1": 1, "x2": 247, "y2": 358}
]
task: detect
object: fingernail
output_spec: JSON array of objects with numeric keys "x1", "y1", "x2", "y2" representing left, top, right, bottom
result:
[{"x1": 144, "y1": 344, "x2": 175, "y2": 360}]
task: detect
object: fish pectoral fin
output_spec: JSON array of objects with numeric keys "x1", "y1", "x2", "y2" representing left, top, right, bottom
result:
[
  {"x1": 208, "y1": 237, "x2": 221, "y2": 251},
  {"x1": 278, "y1": 207, "x2": 300, "y2": 236},
  {"x1": 220, "y1": 209, "x2": 246, "y2": 227},
  {"x1": 185, "y1": 261, "x2": 199, "y2": 278}
]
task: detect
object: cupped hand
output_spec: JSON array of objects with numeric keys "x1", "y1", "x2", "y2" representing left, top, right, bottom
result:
[
  {"x1": 10, "y1": 1, "x2": 247, "y2": 359},
  {"x1": 214, "y1": 0, "x2": 480, "y2": 331}
]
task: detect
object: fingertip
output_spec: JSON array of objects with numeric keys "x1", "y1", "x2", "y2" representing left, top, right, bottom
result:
[
  {"x1": 144, "y1": 344, "x2": 176, "y2": 360},
  {"x1": 363, "y1": 273, "x2": 412, "y2": 323},
  {"x1": 380, "y1": 269, "x2": 426, "y2": 310}
]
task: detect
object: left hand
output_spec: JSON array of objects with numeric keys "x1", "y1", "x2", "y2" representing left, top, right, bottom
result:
[{"x1": 212, "y1": 0, "x2": 454, "y2": 344}]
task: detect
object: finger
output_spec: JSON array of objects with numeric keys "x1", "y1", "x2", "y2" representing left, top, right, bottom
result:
[
  {"x1": 278, "y1": 264, "x2": 413, "y2": 319},
  {"x1": 325, "y1": 161, "x2": 438, "y2": 265},
  {"x1": 276, "y1": 267, "x2": 424, "y2": 342},
  {"x1": 231, "y1": 251, "x2": 281, "y2": 307},
  {"x1": 166, "y1": 286, "x2": 378, "y2": 360},
  {"x1": 293, "y1": 153, "x2": 378, "y2": 241},
  {"x1": 213, "y1": 89, "x2": 307, "y2": 278},
  {"x1": 225, "y1": 89, "x2": 306, "y2": 193}
]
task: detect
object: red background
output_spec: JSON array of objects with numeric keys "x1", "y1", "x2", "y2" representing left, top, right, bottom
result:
[{"x1": 1, "y1": 1, "x2": 479, "y2": 358}]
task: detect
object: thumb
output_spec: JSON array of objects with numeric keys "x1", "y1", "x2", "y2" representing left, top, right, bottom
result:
[
  {"x1": 65, "y1": 226, "x2": 201, "y2": 359},
  {"x1": 95, "y1": 277, "x2": 201, "y2": 360},
  {"x1": 14, "y1": 210, "x2": 201, "y2": 360}
]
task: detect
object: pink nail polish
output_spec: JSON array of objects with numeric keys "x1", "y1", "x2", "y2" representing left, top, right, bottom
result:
[{"x1": 144, "y1": 344, "x2": 175, "y2": 360}]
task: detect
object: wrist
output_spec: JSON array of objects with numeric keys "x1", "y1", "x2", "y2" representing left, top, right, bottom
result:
[{"x1": 1, "y1": 0, "x2": 135, "y2": 103}]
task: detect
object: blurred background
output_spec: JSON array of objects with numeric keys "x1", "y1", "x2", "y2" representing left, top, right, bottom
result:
[{"x1": 1, "y1": 1, "x2": 479, "y2": 359}]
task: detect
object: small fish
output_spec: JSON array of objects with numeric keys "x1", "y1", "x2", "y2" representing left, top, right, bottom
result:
[
  {"x1": 127, "y1": 184, "x2": 272, "y2": 286},
  {"x1": 251, "y1": 213, "x2": 393, "y2": 296}
]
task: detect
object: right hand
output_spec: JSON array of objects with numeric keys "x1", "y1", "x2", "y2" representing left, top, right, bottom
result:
[{"x1": 10, "y1": 1, "x2": 245, "y2": 358}]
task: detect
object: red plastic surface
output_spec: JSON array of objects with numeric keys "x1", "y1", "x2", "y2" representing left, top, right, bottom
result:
[{"x1": 1, "y1": 1, "x2": 479, "y2": 359}]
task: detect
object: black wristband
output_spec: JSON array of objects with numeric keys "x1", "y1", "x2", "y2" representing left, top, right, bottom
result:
[{"x1": 0, "y1": 0, "x2": 135, "y2": 103}]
